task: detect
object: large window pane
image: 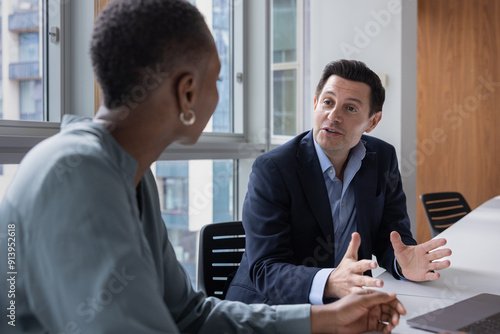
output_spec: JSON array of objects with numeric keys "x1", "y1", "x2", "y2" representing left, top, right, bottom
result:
[
  {"x1": 19, "y1": 79, "x2": 42, "y2": 120},
  {"x1": 272, "y1": 0, "x2": 300, "y2": 138},
  {"x1": 1, "y1": 0, "x2": 44, "y2": 121},
  {"x1": 195, "y1": 0, "x2": 233, "y2": 133},
  {"x1": 19, "y1": 32, "x2": 39, "y2": 61},
  {"x1": 273, "y1": 0, "x2": 297, "y2": 63},
  {"x1": 212, "y1": 0, "x2": 231, "y2": 133},
  {"x1": 273, "y1": 69, "x2": 297, "y2": 136},
  {"x1": 154, "y1": 160, "x2": 234, "y2": 287}
]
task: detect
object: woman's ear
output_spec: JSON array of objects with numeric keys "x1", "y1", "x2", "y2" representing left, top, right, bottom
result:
[{"x1": 176, "y1": 73, "x2": 196, "y2": 114}]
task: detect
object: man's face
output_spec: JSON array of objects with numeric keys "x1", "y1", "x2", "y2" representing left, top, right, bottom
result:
[{"x1": 313, "y1": 75, "x2": 381, "y2": 161}]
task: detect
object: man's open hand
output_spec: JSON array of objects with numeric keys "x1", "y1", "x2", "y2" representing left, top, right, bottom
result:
[{"x1": 391, "y1": 231, "x2": 452, "y2": 281}]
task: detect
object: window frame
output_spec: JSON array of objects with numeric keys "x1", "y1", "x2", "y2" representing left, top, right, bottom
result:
[
  {"x1": 0, "y1": 1, "x2": 259, "y2": 163},
  {"x1": 0, "y1": 0, "x2": 65, "y2": 163},
  {"x1": 271, "y1": 0, "x2": 305, "y2": 145}
]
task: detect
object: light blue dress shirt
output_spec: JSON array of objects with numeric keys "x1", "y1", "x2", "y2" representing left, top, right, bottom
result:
[{"x1": 308, "y1": 139, "x2": 366, "y2": 305}]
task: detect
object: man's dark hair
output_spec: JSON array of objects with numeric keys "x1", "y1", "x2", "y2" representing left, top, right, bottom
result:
[
  {"x1": 315, "y1": 59, "x2": 385, "y2": 116},
  {"x1": 90, "y1": 0, "x2": 213, "y2": 108}
]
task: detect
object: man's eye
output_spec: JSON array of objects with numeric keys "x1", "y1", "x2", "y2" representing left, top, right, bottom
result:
[
  {"x1": 348, "y1": 106, "x2": 357, "y2": 112},
  {"x1": 323, "y1": 100, "x2": 331, "y2": 105}
]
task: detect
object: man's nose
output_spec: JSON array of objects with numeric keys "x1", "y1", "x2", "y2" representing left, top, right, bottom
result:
[{"x1": 327, "y1": 105, "x2": 342, "y2": 123}]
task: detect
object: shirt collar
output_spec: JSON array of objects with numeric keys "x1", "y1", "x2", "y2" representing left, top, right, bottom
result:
[
  {"x1": 313, "y1": 138, "x2": 366, "y2": 177},
  {"x1": 313, "y1": 138, "x2": 335, "y2": 174}
]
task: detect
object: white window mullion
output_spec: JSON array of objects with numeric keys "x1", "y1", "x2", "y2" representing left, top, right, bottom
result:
[
  {"x1": 296, "y1": 0, "x2": 304, "y2": 133},
  {"x1": 46, "y1": 0, "x2": 64, "y2": 122}
]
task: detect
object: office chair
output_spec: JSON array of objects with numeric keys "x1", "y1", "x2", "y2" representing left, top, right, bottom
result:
[
  {"x1": 197, "y1": 221, "x2": 245, "y2": 299},
  {"x1": 420, "y1": 192, "x2": 471, "y2": 237}
]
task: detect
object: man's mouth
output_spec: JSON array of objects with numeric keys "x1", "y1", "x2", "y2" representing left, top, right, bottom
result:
[{"x1": 323, "y1": 128, "x2": 342, "y2": 135}]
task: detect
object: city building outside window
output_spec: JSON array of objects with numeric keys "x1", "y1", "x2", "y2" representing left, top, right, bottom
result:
[
  {"x1": 272, "y1": 0, "x2": 300, "y2": 137},
  {"x1": 19, "y1": 79, "x2": 42, "y2": 120},
  {"x1": 0, "y1": 0, "x2": 48, "y2": 206},
  {"x1": 2, "y1": 0, "x2": 43, "y2": 121},
  {"x1": 154, "y1": 160, "x2": 234, "y2": 287}
]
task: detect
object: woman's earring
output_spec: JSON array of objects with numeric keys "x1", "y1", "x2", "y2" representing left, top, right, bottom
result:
[{"x1": 180, "y1": 109, "x2": 196, "y2": 126}]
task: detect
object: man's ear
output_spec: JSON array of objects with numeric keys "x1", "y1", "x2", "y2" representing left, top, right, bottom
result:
[
  {"x1": 176, "y1": 73, "x2": 196, "y2": 113},
  {"x1": 313, "y1": 97, "x2": 318, "y2": 110},
  {"x1": 365, "y1": 111, "x2": 382, "y2": 133}
]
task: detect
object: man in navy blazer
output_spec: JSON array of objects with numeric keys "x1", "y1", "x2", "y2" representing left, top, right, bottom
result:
[{"x1": 226, "y1": 59, "x2": 452, "y2": 305}]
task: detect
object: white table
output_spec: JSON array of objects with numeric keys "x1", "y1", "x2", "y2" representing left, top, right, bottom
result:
[{"x1": 370, "y1": 195, "x2": 500, "y2": 333}]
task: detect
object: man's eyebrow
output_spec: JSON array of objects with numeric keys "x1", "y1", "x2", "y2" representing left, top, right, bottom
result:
[
  {"x1": 346, "y1": 97, "x2": 364, "y2": 106},
  {"x1": 322, "y1": 90, "x2": 364, "y2": 106}
]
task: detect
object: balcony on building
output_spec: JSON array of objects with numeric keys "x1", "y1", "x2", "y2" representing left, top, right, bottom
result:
[
  {"x1": 8, "y1": 11, "x2": 39, "y2": 32},
  {"x1": 9, "y1": 61, "x2": 40, "y2": 80}
]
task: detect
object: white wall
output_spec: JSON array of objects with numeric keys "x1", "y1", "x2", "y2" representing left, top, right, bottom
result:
[{"x1": 309, "y1": 0, "x2": 417, "y2": 235}]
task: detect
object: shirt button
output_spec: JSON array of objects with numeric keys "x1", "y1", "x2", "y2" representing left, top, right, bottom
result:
[
  {"x1": 329, "y1": 169, "x2": 333, "y2": 174},
  {"x1": 336, "y1": 181, "x2": 340, "y2": 185},
  {"x1": 341, "y1": 202, "x2": 344, "y2": 207}
]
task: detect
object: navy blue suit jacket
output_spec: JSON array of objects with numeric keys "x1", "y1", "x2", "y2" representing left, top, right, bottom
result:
[{"x1": 225, "y1": 131, "x2": 416, "y2": 305}]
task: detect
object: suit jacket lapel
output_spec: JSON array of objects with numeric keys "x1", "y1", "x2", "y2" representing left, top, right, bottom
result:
[{"x1": 296, "y1": 131, "x2": 334, "y2": 239}]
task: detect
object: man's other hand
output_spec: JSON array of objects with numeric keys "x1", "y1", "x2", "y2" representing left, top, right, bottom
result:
[{"x1": 391, "y1": 231, "x2": 452, "y2": 281}]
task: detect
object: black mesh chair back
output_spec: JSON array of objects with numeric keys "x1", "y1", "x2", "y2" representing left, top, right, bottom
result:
[
  {"x1": 420, "y1": 192, "x2": 471, "y2": 237},
  {"x1": 197, "y1": 221, "x2": 245, "y2": 299}
]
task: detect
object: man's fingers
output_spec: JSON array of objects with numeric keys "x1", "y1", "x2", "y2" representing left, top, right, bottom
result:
[
  {"x1": 390, "y1": 231, "x2": 406, "y2": 253},
  {"x1": 363, "y1": 276, "x2": 384, "y2": 288},
  {"x1": 429, "y1": 260, "x2": 451, "y2": 271},
  {"x1": 350, "y1": 286, "x2": 366, "y2": 295},
  {"x1": 350, "y1": 274, "x2": 384, "y2": 289},
  {"x1": 355, "y1": 259, "x2": 378, "y2": 273},
  {"x1": 424, "y1": 271, "x2": 441, "y2": 281},
  {"x1": 345, "y1": 232, "x2": 361, "y2": 260},
  {"x1": 346, "y1": 260, "x2": 383, "y2": 287},
  {"x1": 421, "y1": 237, "x2": 447, "y2": 252},
  {"x1": 427, "y1": 248, "x2": 452, "y2": 261}
]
